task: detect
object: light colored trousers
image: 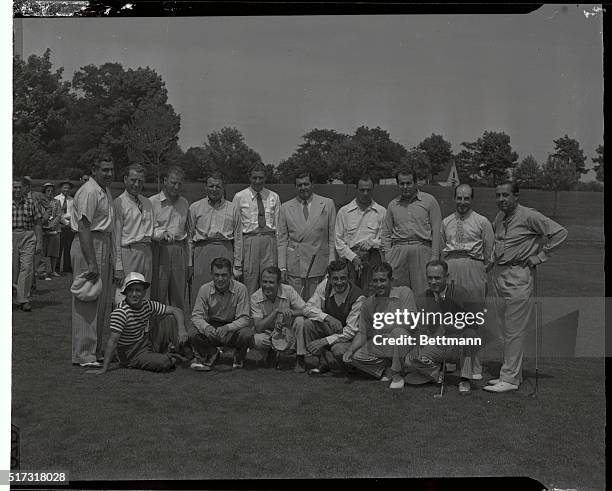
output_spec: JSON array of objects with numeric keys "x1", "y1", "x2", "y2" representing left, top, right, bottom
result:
[
  {"x1": 119, "y1": 243, "x2": 153, "y2": 300},
  {"x1": 446, "y1": 256, "x2": 487, "y2": 376},
  {"x1": 351, "y1": 327, "x2": 414, "y2": 379},
  {"x1": 386, "y1": 241, "x2": 431, "y2": 296},
  {"x1": 287, "y1": 275, "x2": 323, "y2": 303},
  {"x1": 150, "y1": 241, "x2": 187, "y2": 352},
  {"x1": 492, "y1": 264, "x2": 535, "y2": 386},
  {"x1": 191, "y1": 241, "x2": 233, "y2": 307},
  {"x1": 12, "y1": 230, "x2": 36, "y2": 304},
  {"x1": 242, "y1": 233, "x2": 277, "y2": 296},
  {"x1": 71, "y1": 232, "x2": 113, "y2": 364}
]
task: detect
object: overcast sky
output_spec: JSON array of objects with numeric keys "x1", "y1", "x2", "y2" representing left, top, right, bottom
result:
[{"x1": 19, "y1": 5, "x2": 603, "y2": 179}]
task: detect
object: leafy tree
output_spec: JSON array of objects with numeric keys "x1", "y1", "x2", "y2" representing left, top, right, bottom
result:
[
  {"x1": 124, "y1": 102, "x2": 181, "y2": 185},
  {"x1": 541, "y1": 154, "x2": 578, "y2": 217},
  {"x1": 551, "y1": 135, "x2": 588, "y2": 179},
  {"x1": 277, "y1": 129, "x2": 347, "y2": 183},
  {"x1": 513, "y1": 155, "x2": 543, "y2": 189},
  {"x1": 13, "y1": 50, "x2": 74, "y2": 177},
  {"x1": 460, "y1": 131, "x2": 518, "y2": 186},
  {"x1": 454, "y1": 149, "x2": 481, "y2": 185},
  {"x1": 592, "y1": 144, "x2": 603, "y2": 182},
  {"x1": 65, "y1": 62, "x2": 170, "y2": 171},
  {"x1": 401, "y1": 149, "x2": 431, "y2": 182},
  {"x1": 200, "y1": 127, "x2": 264, "y2": 183},
  {"x1": 417, "y1": 134, "x2": 453, "y2": 182}
]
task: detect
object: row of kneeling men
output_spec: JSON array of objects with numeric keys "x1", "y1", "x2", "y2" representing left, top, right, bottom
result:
[{"x1": 89, "y1": 257, "x2": 491, "y2": 396}]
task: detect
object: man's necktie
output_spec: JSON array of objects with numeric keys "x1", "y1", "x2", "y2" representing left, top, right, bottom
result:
[
  {"x1": 302, "y1": 200, "x2": 309, "y2": 221},
  {"x1": 136, "y1": 196, "x2": 143, "y2": 214},
  {"x1": 256, "y1": 192, "x2": 266, "y2": 228},
  {"x1": 456, "y1": 217, "x2": 464, "y2": 244},
  {"x1": 61, "y1": 197, "x2": 67, "y2": 214}
]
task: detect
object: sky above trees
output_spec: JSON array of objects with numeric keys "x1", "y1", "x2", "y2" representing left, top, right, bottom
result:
[{"x1": 19, "y1": 5, "x2": 603, "y2": 179}]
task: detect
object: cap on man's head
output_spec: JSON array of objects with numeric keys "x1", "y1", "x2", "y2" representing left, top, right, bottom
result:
[
  {"x1": 22, "y1": 176, "x2": 32, "y2": 184},
  {"x1": 42, "y1": 182, "x2": 54, "y2": 190},
  {"x1": 120, "y1": 272, "x2": 150, "y2": 294}
]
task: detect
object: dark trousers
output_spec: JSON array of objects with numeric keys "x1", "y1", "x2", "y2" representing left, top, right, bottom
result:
[
  {"x1": 347, "y1": 248, "x2": 382, "y2": 295},
  {"x1": 57, "y1": 227, "x2": 74, "y2": 273},
  {"x1": 117, "y1": 336, "x2": 174, "y2": 372},
  {"x1": 189, "y1": 324, "x2": 254, "y2": 365},
  {"x1": 303, "y1": 320, "x2": 352, "y2": 366}
]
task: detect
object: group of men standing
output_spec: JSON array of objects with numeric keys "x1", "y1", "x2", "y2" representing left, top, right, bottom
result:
[{"x1": 14, "y1": 156, "x2": 568, "y2": 394}]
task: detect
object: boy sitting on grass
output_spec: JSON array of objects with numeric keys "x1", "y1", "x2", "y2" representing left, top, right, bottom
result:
[{"x1": 88, "y1": 272, "x2": 188, "y2": 374}]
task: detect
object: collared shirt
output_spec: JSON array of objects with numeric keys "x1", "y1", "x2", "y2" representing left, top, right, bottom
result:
[
  {"x1": 232, "y1": 187, "x2": 281, "y2": 234},
  {"x1": 492, "y1": 204, "x2": 568, "y2": 266},
  {"x1": 303, "y1": 278, "x2": 365, "y2": 345},
  {"x1": 149, "y1": 190, "x2": 190, "y2": 241},
  {"x1": 70, "y1": 178, "x2": 114, "y2": 233},
  {"x1": 380, "y1": 191, "x2": 442, "y2": 257},
  {"x1": 12, "y1": 196, "x2": 42, "y2": 230},
  {"x1": 359, "y1": 286, "x2": 417, "y2": 340},
  {"x1": 188, "y1": 197, "x2": 243, "y2": 268},
  {"x1": 335, "y1": 199, "x2": 386, "y2": 262},
  {"x1": 113, "y1": 191, "x2": 154, "y2": 270},
  {"x1": 250, "y1": 283, "x2": 306, "y2": 319},
  {"x1": 191, "y1": 279, "x2": 250, "y2": 333},
  {"x1": 54, "y1": 193, "x2": 74, "y2": 227},
  {"x1": 441, "y1": 209, "x2": 494, "y2": 264},
  {"x1": 42, "y1": 198, "x2": 62, "y2": 233}
]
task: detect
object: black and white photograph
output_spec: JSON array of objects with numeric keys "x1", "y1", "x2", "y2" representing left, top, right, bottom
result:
[{"x1": 9, "y1": 3, "x2": 605, "y2": 489}]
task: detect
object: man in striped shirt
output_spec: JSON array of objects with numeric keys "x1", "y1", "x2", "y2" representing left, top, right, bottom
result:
[
  {"x1": 12, "y1": 178, "x2": 43, "y2": 311},
  {"x1": 88, "y1": 272, "x2": 187, "y2": 374}
]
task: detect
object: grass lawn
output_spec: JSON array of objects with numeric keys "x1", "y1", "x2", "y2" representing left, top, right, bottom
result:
[{"x1": 12, "y1": 262, "x2": 605, "y2": 489}]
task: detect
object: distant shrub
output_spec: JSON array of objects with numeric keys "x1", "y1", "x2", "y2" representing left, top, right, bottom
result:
[{"x1": 575, "y1": 181, "x2": 603, "y2": 192}]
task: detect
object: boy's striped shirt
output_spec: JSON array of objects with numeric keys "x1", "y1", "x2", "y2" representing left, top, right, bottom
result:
[{"x1": 110, "y1": 300, "x2": 167, "y2": 347}]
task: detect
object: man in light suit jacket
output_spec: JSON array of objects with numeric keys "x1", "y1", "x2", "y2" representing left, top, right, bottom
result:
[{"x1": 278, "y1": 172, "x2": 337, "y2": 301}]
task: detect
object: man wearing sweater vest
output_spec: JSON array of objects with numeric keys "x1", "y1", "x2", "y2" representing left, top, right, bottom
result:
[{"x1": 302, "y1": 259, "x2": 365, "y2": 374}]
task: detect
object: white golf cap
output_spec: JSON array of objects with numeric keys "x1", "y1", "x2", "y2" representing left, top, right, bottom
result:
[
  {"x1": 120, "y1": 272, "x2": 150, "y2": 295},
  {"x1": 70, "y1": 273, "x2": 103, "y2": 302}
]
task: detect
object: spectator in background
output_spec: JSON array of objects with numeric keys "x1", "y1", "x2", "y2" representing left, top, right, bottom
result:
[
  {"x1": 39, "y1": 182, "x2": 62, "y2": 280},
  {"x1": 12, "y1": 178, "x2": 43, "y2": 312},
  {"x1": 54, "y1": 180, "x2": 75, "y2": 275}
]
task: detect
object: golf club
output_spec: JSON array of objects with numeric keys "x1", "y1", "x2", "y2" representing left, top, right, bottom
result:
[
  {"x1": 528, "y1": 266, "x2": 540, "y2": 398},
  {"x1": 433, "y1": 357, "x2": 447, "y2": 399},
  {"x1": 299, "y1": 253, "x2": 317, "y2": 300}
]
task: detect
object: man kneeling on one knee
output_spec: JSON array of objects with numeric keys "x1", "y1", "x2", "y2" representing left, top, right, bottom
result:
[
  {"x1": 404, "y1": 259, "x2": 482, "y2": 395},
  {"x1": 302, "y1": 259, "x2": 366, "y2": 374},
  {"x1": 251, "y1": 266, "x2": 310, "y2": 371},
  {"x1": 88, "y1": 272, "x2": 188, "y2": 374},
  {"x1": 190, "y1": 257, "x2": 253, "y2": 371},
  {"x1": 343, "y1": 262, "x2": 416, "y2": 389}
]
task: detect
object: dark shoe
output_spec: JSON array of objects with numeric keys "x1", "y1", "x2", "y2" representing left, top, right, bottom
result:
[
  {"x1": 294, "y1": 355, "x2": 306, "y2": 373},
  {"x1": 21, "y1": 303, "x2": 31, "y2": 312}
]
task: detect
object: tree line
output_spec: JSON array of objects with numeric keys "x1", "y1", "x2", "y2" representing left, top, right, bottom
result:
[{"x1": 14, "y1": 50, "x2": 604, "y2": 191}]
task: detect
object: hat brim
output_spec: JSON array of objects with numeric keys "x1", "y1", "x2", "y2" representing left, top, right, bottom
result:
[{"x1": 121, "y1": 280, "x2": 151, "y2": 295}]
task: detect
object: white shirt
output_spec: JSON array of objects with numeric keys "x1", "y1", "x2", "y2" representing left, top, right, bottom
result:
[{"x1": 54, "y1": 193, "x2": 74, "y2": 227}]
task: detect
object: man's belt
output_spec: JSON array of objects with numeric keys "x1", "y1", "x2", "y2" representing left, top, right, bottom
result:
[
  {"x1": 244, "y1": 230, "x2": 276, "y2": 238},
  {"x1": 122, "y1": 241, "x2": 152, "y2": 248},
  {"x1": 495, "y1": 259, "x2": 528, "y2": 268},
  {"x1": 156, "y1": 238, "x2": 186, "y2": 245},
  {"x1": 444, "y1": 250, "x2": 483, "y2": 262},
  {"x1": 12, "y1": 228, "x2": 31, "y2": 232},
  {"x1": 392, "y1": 237, "x2": 431, "y2": 246},
  {"x1": 194, "y1": 238, "x2": 232, "y2": 246}
]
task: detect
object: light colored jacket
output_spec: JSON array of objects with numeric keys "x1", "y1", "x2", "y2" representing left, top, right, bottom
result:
[{"x1": 278, "y1": 193, "x2": 337, "y2": 278}]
